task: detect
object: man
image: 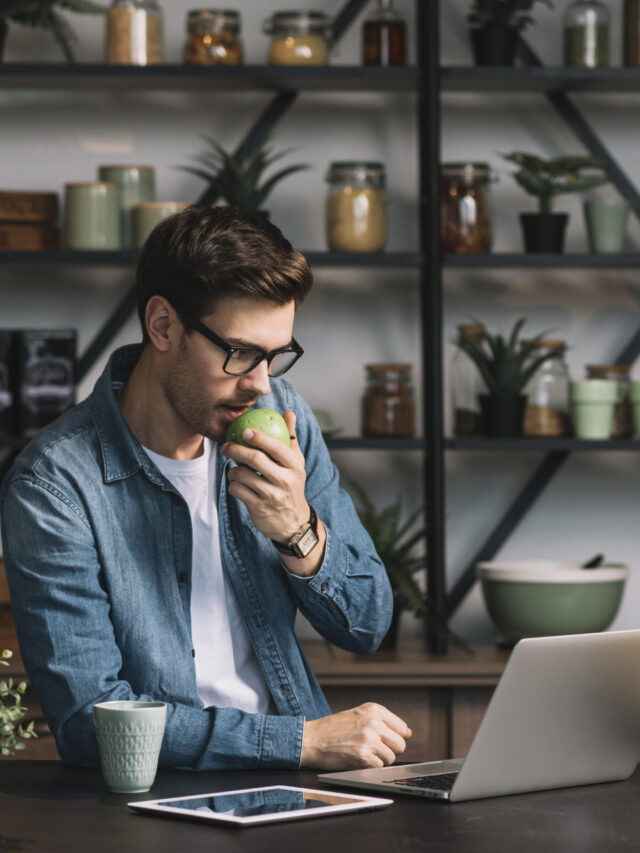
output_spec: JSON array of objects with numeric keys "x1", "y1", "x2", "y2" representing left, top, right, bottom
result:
[{"x1": 0, "y1": 205, "x2": 411, "y2": 771}]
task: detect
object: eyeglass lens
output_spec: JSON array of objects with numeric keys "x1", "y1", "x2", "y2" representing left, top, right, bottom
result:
[{"x1": 225, "y1": 348, "x2": 300, "y2": 377}]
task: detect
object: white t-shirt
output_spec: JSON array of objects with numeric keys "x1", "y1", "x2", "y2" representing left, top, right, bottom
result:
[{"x1": 142, "y1": 439, "x2": 273, "y2": 714}]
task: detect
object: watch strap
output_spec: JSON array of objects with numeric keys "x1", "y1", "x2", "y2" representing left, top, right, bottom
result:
[{"x1": 272, "y1": 505, "x2": 318, "y2": 557}]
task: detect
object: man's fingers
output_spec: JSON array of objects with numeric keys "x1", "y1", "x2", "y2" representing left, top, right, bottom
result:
[{"x1": 366, "y1": 702, "x2": 412, "y2": 739}]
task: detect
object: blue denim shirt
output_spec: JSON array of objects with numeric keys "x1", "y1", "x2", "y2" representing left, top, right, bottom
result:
[{"x1": 0, "y1": 345, "x2": 392, "y2": 770}]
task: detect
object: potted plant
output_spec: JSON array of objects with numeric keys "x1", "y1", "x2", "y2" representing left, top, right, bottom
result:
[
  {"x1": 177, "y1": 135, "x2": 309, "y2": 217},
  {"x1": 454, "y1": 317, "x2": 564, "y2": 437},
  {"x1": 467, "y1": 0, "x2": 553, "y2": 66},
  {"x1": 0, "y1": 1, "x2": 106, "y2": 62},
  {"x1": 500, "y1": 151, "x2": 609, "y2": 252},
  {"x1": 1, "y1": 649, "x2": 37, "y2": 755}
]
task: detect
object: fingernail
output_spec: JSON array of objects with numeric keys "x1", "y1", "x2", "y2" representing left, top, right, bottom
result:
[{"x1": 243, "y1": 428, "x2": 255, "y2": 441}]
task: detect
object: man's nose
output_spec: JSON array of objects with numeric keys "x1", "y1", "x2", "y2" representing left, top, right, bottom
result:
[{"x1": 238, "y1": 358, "x2": 271, "y2": 397}]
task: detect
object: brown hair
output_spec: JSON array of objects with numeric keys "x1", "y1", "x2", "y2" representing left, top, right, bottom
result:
[{"x1": 136, "y1": 205, "x2": 313, "y2": 341}]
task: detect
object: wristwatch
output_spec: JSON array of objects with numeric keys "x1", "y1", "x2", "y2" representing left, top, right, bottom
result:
[{"x1": 272, "y1": 505, "x2": 320, "y2": 559}]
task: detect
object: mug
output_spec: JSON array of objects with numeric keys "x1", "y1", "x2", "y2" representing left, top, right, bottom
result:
[
  {"x1": 63, "y1": 182, "x2": 121, "y2": 250},
  {"x1": 583, "y1": 199, "x2": 630, "y2": 254},
  {"x1": 132, "y1": 201, "x2": 189, "y2": 249},
  {"x1": 93, "y1": 700, "x2": 166, "y2": 794},
  {"x1": 570, "y1": 379, "x2": 620, "y2": 440},
  {"x1": 98, "y1": 165, "x2": 156, "y2": 248}
]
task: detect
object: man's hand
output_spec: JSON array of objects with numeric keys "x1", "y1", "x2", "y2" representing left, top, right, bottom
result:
[{"x1": 300, "y1": 703, "x2": 412, "y2": 771}]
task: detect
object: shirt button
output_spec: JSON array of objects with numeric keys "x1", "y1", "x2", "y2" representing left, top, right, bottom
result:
[
  {"x1": 321, "y1": 581, "x2": 329, "y2": 592},
  {"x1": 179, "y1": 572, "x2": 188, "y2": 583}
]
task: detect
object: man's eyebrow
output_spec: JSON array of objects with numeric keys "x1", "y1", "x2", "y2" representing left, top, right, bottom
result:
[{"x1": 225, "y1": 336, "x2": 294, "y2": 349}]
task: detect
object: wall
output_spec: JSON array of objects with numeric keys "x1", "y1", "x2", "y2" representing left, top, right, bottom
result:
[{"x1": 1, "y1": 0, "x2": 638, "y2": 646}]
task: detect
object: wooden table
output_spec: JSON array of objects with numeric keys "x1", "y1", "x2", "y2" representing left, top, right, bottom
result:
[{"x1": 1, "y1": 760, "x2": 639, "y2": 853}]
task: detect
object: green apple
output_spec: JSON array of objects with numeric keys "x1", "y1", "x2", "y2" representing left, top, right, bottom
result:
[{"x1": 226, "y1": 408, "x2": 291, "y2": 449}]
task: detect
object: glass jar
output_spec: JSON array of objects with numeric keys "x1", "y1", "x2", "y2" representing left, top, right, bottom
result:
[
  {"x1": 325, "y1": 162, "x2": 387, "y2": 252},
  {"x1": 263, "y1": 11, "x2": 331, "y2": 66},
  {"x1": 362, "y1": 0, "x2": 407, "y2": 67},
  {"x1": 522, "y1": 340, "x2": 571, "y2": 437},
  {"x1": 563, "y1": 1, "x2": 609, "y2": 68},
  {"x1": 183, "y1": 9, "x2": 243, "y2": 65},
  {"x1": 451, "y1": 323, "x2": 485, "y2": 436},
  {"x1": 362, "y1": 364, "x2": 415, "y2": 437},
  {"x1": 107, "y1": 0, "x2": 163, "y2": 65},
  {"x1": 586, "y1": 364, "x2": 633, "y2": 438},
  {"x1": 624, "y1": 0, "x2": 640, "y2": 66},
  {"x1": 440, "y1": 163, "x2": 492, "y2": 254}
]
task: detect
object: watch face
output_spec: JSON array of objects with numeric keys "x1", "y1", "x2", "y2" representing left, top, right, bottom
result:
[{"x1": 294, "y1": 526, "x2": 320, "y2": 558}]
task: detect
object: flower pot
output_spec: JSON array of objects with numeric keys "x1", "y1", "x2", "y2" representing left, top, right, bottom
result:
[
  {"x1": 469, "y1": 26, "x2": 518, "y2": 66},
  {"x1": 479, "y1": 393, "x2": 527, "y2": 438},
  {"x1": 519, "y1": 212, "x2": 569, "y2": 253}
]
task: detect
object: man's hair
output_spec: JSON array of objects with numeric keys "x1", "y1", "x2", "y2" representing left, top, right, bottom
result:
[{"x1": 136, "y1": 205, "x2": 313, "y2": 342}]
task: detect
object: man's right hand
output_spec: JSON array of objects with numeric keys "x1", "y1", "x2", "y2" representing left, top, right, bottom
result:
[{"x1": 300, "y1": 702, "x2": 412, "y2": 771}]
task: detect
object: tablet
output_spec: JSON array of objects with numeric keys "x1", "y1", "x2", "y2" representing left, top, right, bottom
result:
[{"x1": 128, "y1": 785, "x2": 393, "y2": 827}]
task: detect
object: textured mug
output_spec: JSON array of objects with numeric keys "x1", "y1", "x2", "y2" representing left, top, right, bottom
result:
[
  {"x1": 132, "y1": 201, "x2": 189, "y2": 249},
  {"x1": 63, "y1": 182, "x2": 121, "y2": 250},
  {"x1": 93, "y1": 700, "x2": 166, "y2": 793},
  {"x1": 583, "y1": 199, "x2": 630, "y2": 254},
  {"x1": 570, "y1": 379, "x2": 620, "y2": 440},
  {"x1": 98, "y1": 165, "x2": 156, "y2": 248}
]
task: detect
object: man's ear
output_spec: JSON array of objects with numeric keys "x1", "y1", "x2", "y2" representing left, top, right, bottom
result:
[{"x1": 145, "y1": 295, "x2": 180, "y2": 352}]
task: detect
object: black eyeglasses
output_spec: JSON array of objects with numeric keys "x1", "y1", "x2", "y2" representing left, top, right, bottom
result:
[{"x1": 179, "y1": 309, "x2": 304, "y2": 377}]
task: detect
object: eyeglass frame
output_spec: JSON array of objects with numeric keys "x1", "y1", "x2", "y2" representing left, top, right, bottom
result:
[{"x1": 175, "y1": 305, "x2": 304, "y2": 377}]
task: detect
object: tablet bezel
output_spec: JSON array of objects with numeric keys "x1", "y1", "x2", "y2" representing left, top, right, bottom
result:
[{"x1": 128, "y1": 784, "x2": 393, "y2": 826}]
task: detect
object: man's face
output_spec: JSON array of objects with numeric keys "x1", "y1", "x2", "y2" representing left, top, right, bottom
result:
[{"x1": 161, "y1": 295, "x2": 296, "y2": 443}]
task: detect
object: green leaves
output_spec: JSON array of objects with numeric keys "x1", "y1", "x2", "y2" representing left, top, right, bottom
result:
[
  {"x1": 177, "y1": 135, "x2": 309, "y2": 211},
  {"x1": 0, "y1": 650, "x2": 36, "y2": 755},
  {"x1": 2, "y1": 1, "x2": 107, "y2": 62},
  {"x1": 455, "y1": 317, "x2": 564, "y2": 395},
  {"x1": 467, "y1": 0, "x2": 553, "y2": 31},
  {"x1": 500, "y1": 151, "x2": 610, "y2": 213}
]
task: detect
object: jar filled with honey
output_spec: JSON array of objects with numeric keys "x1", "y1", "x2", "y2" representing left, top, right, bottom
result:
[
  {"x1": 263, "y1": 10, "x2": 331, "y2": 66},
  {"x1": 326, "y1": 162, "x2": 387, "y2": 252},
  {"x1": 183, "y1": 9, "x2": 243, "y2": 65}
]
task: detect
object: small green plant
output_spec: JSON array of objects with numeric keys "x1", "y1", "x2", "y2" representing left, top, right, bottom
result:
[
  {"x1": 0, "y1": 650, "x2": 37, "y2": 756},
  {"x1": 454, "y1": 317, "x2": 563, "y2": 395},
  {"x1": 177, "y1": 135, "x2": 309, "y2": 211},
  {"x1": 500, "y1": 151, "x2": 610, "y2": 214},
  {"x1": 1, "y1": 1, "x2": 107, "y2": 62},
  {"x1": 467, "y1": 0, "x2": 553, "y2": 31}
]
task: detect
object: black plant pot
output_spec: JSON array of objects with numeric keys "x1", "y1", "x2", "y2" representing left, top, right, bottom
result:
[
  {"x1": 519, "y1": 212, "x2": 569, "y2": 253},
  {"x1": 479, "y1": 393, "x2": 527, "y2": 438},
  {"x1": 470, "y1": 26, "x2": 518, "y2": 66},
  {"x1": 0, "y1": 20, "x2": 7, "y2": 61},
  {"x1": 377, "y1": 605, "x2": 401, "y2": 651}
]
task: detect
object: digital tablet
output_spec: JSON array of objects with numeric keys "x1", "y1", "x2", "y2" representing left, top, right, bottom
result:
[{"x1": 128, "y1": 785, "x2": 393, "y2": 827}]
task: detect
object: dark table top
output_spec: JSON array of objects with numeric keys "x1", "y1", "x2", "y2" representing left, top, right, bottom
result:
[{"x1": 1, "y1": 761, "x2": 639, "y2": 853}]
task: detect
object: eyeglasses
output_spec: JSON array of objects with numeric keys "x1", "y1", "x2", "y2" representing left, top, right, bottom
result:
[{"x1": 179, "y1": 308, "x2": 304, "y2": 377}]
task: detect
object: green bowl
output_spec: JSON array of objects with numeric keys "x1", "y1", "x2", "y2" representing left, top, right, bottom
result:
[{"x1": 477, "y1": 561, "x2": 627, "y2": 641}]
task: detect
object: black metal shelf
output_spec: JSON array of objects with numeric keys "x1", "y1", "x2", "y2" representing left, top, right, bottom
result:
[
  {"x1": 325, "y1": 436, "x2": 425, "y2": 450},
  {"x1": 442, "y1": 66, "x2": 640, "y2": 92},
  {"x1": 0, "y1": 64, "x2": 420, "y2": 92},
  {"x1": 445, "y1": 253, "x2": 640, "y2": 268},
  {"x1": 445, "y1": 437, "x2": 640, "y2": 451}
]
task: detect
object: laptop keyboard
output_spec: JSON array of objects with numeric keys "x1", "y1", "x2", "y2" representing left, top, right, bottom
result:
[{"x1": 392, "y1": 772, "x2": 459, "y2": 791}]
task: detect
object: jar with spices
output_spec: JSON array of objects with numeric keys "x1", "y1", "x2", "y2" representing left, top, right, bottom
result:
[
  {"x1": 184, "y1": 9, "x2": 243, "y2": 65},
  {"x1": 586, "y1": 364, "x2": 633, "y2": 438},
  {"x1": 263, "y1": 10, "x2": 331, "y2": 66},
  {"x1": 563, "y1": 1, "x2": 609, "y2": 68},
  {"x1": 624, "y1": 0, "x2": 640, "y2": 66},
  {"x1": 451, "y1": 323, "x2": 485, "y2": 436},
  {"x1": 107, "y1": 0, "x2": 163, "y2": 65},
  {"x1": 440, "y1": 163, "x2": 492, "y2": 254},
  {"x1": 362, "y1": 0, "x2": 407, "y2": 67},
  {"x1": 362, "y1": 364, "x2": 415, "y2": 437},
  {"x1": 326, "y1": 162, "x2": 387, "y2": 252},
  {"x1": 523, "y1": 340, "x2": 571, "y2": 437}
]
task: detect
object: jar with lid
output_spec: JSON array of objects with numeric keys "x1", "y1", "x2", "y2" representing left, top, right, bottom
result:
[
  {"x1": 563, "y1": 1, "x2": 609, "y2": 68},
  {"x1": 440, "y1": 163, "x2": 493, "y2": 253},
  {"x1": 362, "y1": 0, "x2": 407, "y2": 67},
  {"x1": 263, "y1": 11, "x2": 331, "y2": 66},
  {"x1": 451, "y1": 323, "x2": 485, "y2": 436},
  {"x1": 522, "y1": 340, "x2": 571, "y2": 437},
  {"x1": 586, "y1": 364, "x2": 633, "y2": 438},
  {"x1": 362, "y1": 364, "x2": 415, "y2": 437},
  {"x1": 326, "y1": 162, "x2": 387, "y2": 252},
  {"x1": 107, "y1": 0, "x2": 163, "y2": 65},
  {"x1": 183, "y1": 9, "x2": 243, "y2": 65},
  {"x1": 624, "y1": 0, "x2": 640, "y2": 66}
]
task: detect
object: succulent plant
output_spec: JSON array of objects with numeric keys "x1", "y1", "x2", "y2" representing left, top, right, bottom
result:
[
  {"x1": 1, "y1": 1, "x2": 107, "y2": 62},
  {"x1": 0, "y1": 649, "x2": 37, "y2": 755},
  {"x1": 467, "y1": 0, "x2": 553, "y2": 31}
]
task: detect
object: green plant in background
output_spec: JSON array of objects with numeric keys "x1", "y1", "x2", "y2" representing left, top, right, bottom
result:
[
  {"x1": 500, "y1": 151, "x2": 610, "y2": 214},
  {"x1": 454, "y1": 317, "x2": 564, "y2": 395},
  {"x1": 467, "y1": 0, "x2": 553, "y2": 30},
  {"x1": 0, "y1": 650, "x2": 37, "y2": 755},
  {"x1": 177, "y1": 135, "x2": 309, "y2": 212},
  {"x1": 1, "y1": 1, "x2": 107, "y2": 62}
]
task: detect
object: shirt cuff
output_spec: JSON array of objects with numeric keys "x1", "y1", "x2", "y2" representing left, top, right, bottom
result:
[{"x1": 260, "y1": 714, "x2": 305, "y2": 769}]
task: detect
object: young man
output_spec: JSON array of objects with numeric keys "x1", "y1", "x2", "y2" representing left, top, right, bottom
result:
[{"x1": 0, "y1": 206, "x2": 411, "y2": 771}]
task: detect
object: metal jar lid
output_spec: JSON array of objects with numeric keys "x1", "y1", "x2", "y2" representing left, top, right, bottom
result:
[
  {"x1": 263, "y1": 10, "x2": 331, "y2": 35},
  {"x1": 326, "y1": 161, "x2": 386, "y2": 187},
  {"x1": 440, "y1": 162, "x2": 491, "y2": 182},
  {"x1": 187, "y1": 9, "x2": 241, "y2": 33}
]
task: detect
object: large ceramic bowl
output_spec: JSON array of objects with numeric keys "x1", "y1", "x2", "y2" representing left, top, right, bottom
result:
[{"x1": 476, "y1": 560, "x2": 628, "y2": 641}]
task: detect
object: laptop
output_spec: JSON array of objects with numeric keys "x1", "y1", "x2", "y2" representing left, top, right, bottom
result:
[{"x1": 319, "y1": 630, "x2": 640, "y2": 802}]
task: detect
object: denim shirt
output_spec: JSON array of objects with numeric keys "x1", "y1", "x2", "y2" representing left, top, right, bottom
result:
[{"x1": 0, "y1": 345, "x2": 392, "y2": 770}]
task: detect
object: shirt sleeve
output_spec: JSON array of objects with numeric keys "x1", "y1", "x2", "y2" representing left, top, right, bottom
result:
[{"x1": 0, "y1": 474, "x2": 304, "y2": 770}]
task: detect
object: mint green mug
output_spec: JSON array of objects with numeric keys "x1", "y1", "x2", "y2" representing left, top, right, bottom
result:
[
  {"x1": 98, "y1": 165, "x2": 156, "y2": 249},
  {"x1": 63, "y1": 182, "x2": 121, "y2": 250},
  {"x1": 570, "y1": 379, "x2": 620, "y2": 440}
]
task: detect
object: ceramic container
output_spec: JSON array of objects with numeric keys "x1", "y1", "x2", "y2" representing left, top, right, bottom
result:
[
  {"x1": 63, "y1": 182, "x2": 121, "y2": 250},
  {"x1": 477, "y1": 560, "x2": 627, "y2": 641},
  {"x1": 132, "y1": 201, "x2": 189, "y2": 249},
  {"x1": 93, "y1": 700, "x2": 166, "y2": 793},
  {"x1": 583, "y1": 199, "x2": 630, "y2": 254},
  {"x1": 570, "y1": 379, "x2": 620, "y2": 439},
  {"x1": 98, "y1": 165, "x2": 156, "y2": 248}
]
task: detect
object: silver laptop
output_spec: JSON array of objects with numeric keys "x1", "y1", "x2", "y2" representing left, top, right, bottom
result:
[{"x1": 319, "y1": 630, "x2": 640, "y2": 802}]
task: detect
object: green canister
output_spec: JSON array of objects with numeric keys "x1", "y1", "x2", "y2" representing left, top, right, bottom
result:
[
  {"x1": 63, "y1": 182, "x2": 121, "y2": 250},
  {"x1": 98, "y1": 165, "x2": 156, "y2": 248}
]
